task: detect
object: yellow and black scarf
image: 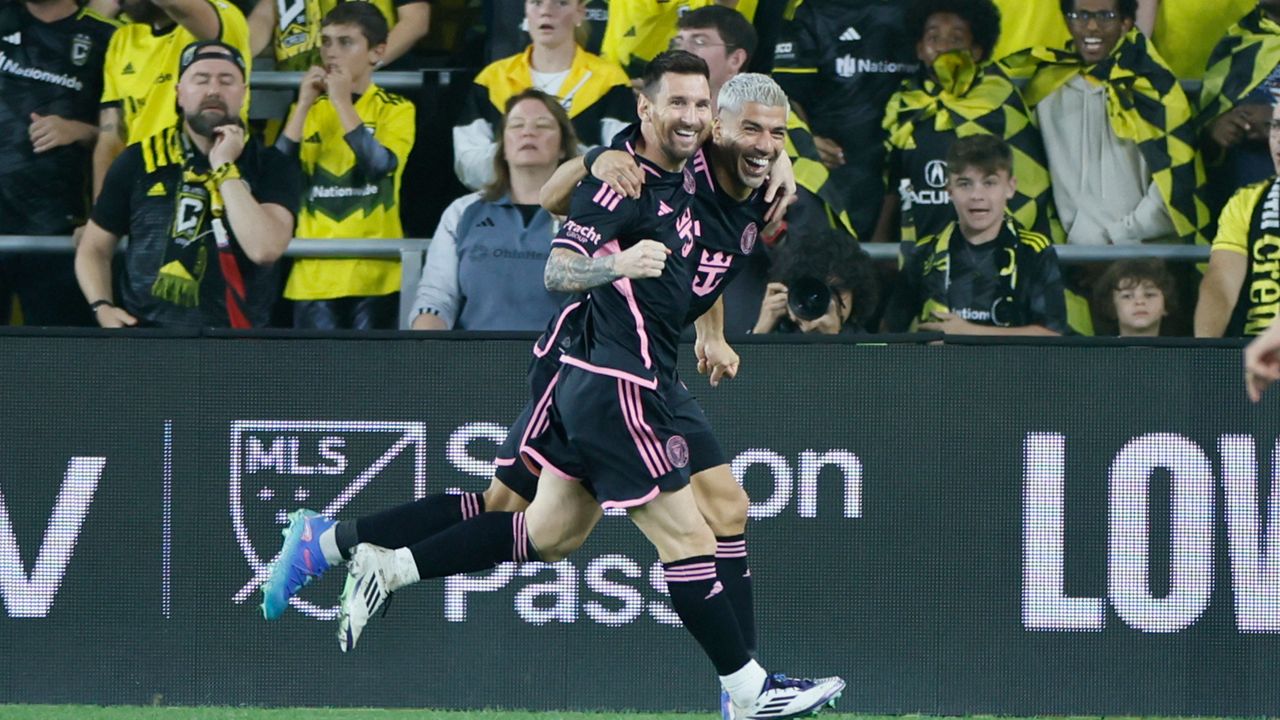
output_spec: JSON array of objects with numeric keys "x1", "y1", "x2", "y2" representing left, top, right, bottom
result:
[
  {"x1": 1233, "y1": 176, "x2": 1280, "y2": 336},
  {"x1": 141, "y1": 125, "x2": 252, "y2": 327},
  {"x1": 1002, "y1": 29, "x2": 1210, "y2": 245},
  {"x1": 883, "y1": 51, "x2": 1064, "y2": 244},
  {"x1": 1198, "y1": 8, "x2": 1280, "y2": 128}
]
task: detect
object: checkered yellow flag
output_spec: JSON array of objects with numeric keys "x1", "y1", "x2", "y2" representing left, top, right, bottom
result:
[
  {"x1": 882, "y1": 51, "x2": 1064, "y2": 244},
  {"x1": 1198, "y1": 8, "x2": 1280, "y2": 128},
  {"x1": 1002, "y1": 29, "x2": 1210, "y2": 245}
]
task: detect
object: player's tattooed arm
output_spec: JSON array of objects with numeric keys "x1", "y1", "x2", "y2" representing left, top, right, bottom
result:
[
  {"x1": 544, "y1": 247, "x2": 620, "y2": 293},
  {"x1": 545, "y1": 240, "x2": 670, "y2": 292}
]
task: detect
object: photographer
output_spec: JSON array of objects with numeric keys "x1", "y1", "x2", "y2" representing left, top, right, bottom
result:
[
  {"x1": 75, "y1": 42, "x2": 301, "y2": 329},
  {"x1": 752, "y1": 225, "x2": 879, "y2": 335}
]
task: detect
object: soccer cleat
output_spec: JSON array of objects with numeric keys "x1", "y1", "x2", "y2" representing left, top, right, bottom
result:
[
  {"x1": 337, "y1": 543, "x2": 413, "y2": 652},
  {"x1": 260, "y1": 509, "x2": 335, "y2": 620},
  {"x1": 732, "y1": 673, "x2": 846, "y2": 719}
]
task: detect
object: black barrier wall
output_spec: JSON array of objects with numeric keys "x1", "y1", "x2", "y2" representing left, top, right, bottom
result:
[{"x1": 0, "y1": 334, "x2": 1277, "y2": 715}]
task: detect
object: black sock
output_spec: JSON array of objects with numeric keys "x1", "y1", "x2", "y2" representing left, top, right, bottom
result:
[
  {"x1": 407, "y1": 511, "x2": 540, "y2": 580},
  {"x1": 344, "y1": 492, "x2": 486, "y2": 558},
  {"x1": 716, "y1": 535, "x2": 757, "y2": 655},
  {"x1": 664, "y1": 555, "x2": 751, "y2": 676}
]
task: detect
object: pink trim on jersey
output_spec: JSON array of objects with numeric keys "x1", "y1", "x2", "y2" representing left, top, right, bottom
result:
[
  {"x1": 600, "y1": 484, "x2": 661, "y2": 510},
  {"x1": 611, "y1": 275, "x2": 653, "y2": 370},
  {"x1": 593, "y1": 183, "x2": 623, "y2": 211},
  {"x1": 617, "y1": 379, "x2": 663, "y2": 478},
  {"x1": 552, "y1": 237, "x2": 590, "y2": 256},
  {"x1": 620, "y1": 380, "x2": 671, "y2": 478},
  {"x1": 560, "y1": 355, "x2": 658, "y2": 390},
  {"x1": 692, "y1": 148, "x2": 715, "y2": 191},
  {"x1": 519, "y1": 445, "x2": 584, "y2": 483},
  {"x1": 533, "y1": 301, "x2": 582, "y2": 358},
  {"x1": 520, "y1": 371, "x2": 560, "y2": 460},
  {"x1": 493, "y1": 457, "x2": 517, "y2": 467}
]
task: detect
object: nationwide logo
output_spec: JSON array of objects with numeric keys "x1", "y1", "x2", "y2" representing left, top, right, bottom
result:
[
  {"x1": 309, "y1": 183, "x2": 378, "y2": 201},
  {"x1": 834, "y1": 56, "x2": 918, "y2": 78},
  {"x1": 839, "y1": 26, "x2": 860, "y2": 42},
  {"x1": 0, "y1": 52, "x2": 83, "y2": 91}
]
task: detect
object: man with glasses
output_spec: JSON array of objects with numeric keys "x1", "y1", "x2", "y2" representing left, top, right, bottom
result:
[
  {"x1": 1001, "y1": 0, "x2": 1208, "y2": 247},
  {"x1": 1196, "y1": 102, "x2": 1280, "y2": 337}
]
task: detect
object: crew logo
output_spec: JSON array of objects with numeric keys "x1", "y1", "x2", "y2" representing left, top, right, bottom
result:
[
  {"x1": 71, "y1": 34, "x2": 92, "y2": 67},
  {"x1": 229, "y1": 420, "x2": 426, "y2": 619}
]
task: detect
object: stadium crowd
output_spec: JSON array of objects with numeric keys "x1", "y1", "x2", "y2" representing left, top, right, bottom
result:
[{"x1": 3, "y1": 0, "x2": 1280, "y2": 337}]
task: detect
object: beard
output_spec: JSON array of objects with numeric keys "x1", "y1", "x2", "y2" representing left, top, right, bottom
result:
[{"x1": 185, "y1": 103, "x2": 236, "y2": 138}]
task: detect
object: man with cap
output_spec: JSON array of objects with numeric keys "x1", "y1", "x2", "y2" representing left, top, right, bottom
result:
[{"x1": 75, "y1": 41, "x2": 302, "y2": 329}]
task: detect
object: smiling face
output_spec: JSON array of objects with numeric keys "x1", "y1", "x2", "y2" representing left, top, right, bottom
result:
[
  {"x1": 502, "y1": 97, "x2": 565, "y2": 170},
  {"x1": 713, "y1": 101, "x2": 787, "y2": 194},
  {"x1": 948, "y1": 163, "x2": 1016, "y2": 241},
  {"x1": 638, "y1": 71, "x2": 713, "y2": 166},
  {"x1": 524, "y1": 0, "x2": 585, "y2": 49},
  {"x1": 1066, "y1": 0, "x2": 1133, "y2": 65},
  {"x1": 1112, "y1": 277, "x2": 1166, "y2": 335}
]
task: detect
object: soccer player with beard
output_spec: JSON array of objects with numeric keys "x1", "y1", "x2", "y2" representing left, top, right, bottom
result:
[
  {"x1": 92, "y1": 0, "x2": 251, "y2": 200},
  {"x1": 262, "y1": 54, "x2": 843, "y2": 719},
  {"x1": 75, "y1": 42, "x2": 300, "y2": 329}
]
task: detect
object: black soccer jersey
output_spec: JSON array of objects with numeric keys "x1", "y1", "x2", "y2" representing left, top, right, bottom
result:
[
  {"x1": 91, "y1": 129, "x2": 302, "y2": 329},
  {"x1": 552, "y1": 151, "x2": 701, "y2": 389},
  {"x1": 0, "y1": 3, "x2": 115, "y2": 233}
]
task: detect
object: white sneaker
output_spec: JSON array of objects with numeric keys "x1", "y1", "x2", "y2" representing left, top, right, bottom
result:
[
  {"x1": 733, "y1": 674, "x2": 846, "y2": 719},
  {"x1": 336, "y1": 543, "x2": 412, "y2": 652}
]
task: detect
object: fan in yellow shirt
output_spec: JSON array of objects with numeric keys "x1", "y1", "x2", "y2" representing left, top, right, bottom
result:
[
  {"x1": 277, "y1": 2, "x2": 415, "y2": 329},
  {"x1": 93, "y1": 0, "x2": 251, "y2": 199}
]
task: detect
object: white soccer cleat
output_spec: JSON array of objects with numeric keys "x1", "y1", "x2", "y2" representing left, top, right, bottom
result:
[
  {"x1": 336, "y1": 543, "x2": 412, "y2": 652},
  {"x1": 732, "y1": 673, "x2": 846, "y2": 719}
]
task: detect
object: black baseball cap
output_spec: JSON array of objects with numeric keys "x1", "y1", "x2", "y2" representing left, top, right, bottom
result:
[{"x1": 178, "y1": 40, "x2": 247, "y2": 80}]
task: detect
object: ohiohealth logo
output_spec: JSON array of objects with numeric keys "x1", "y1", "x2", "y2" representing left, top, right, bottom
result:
[{"x1": 229, "y1": 420, "x2": 425, "y2": 620}]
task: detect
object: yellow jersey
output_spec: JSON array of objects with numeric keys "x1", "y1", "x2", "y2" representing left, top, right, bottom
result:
[
  {"x1": 1152, "y1": 0, "x2": 1254, "y2": 78},
  {"x1": 284, "y1": 84, "x2": 416, "y2": 300},
  {"x1": 601, "y1": 0, "x2": 758, "y2": 77},
  {"x1": 991, "y1": 0, "x2": 1069, "y2": 62},
  {"x1": 273, "y1": 0, "x2": 417, "y2": 71}
]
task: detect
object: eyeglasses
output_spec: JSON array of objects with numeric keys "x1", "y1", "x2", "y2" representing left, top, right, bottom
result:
[
  {"x1": 669, "y1": 35, "x2": 733, "y2": 51},
  {"x1": 1064, "y1": 9, "x2": 1123, "y2": 25}
]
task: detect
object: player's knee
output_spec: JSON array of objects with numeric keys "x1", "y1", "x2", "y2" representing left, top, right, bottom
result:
[
  {"x1": 483, "y1": 480, "x2": 530, "y2": 513},
  {"x1": 705, "y1": 494, "x2": 748, "y2": 537}
]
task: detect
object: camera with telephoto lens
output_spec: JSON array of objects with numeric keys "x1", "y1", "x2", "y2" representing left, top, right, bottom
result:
[{"x1": 787, "y1": 276, "x2": 833, "y2": 322}]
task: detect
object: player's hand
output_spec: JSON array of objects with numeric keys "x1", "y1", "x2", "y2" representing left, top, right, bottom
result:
[
  {"x1": 95, "y1": 304, "x2": 138, "y2": 328},
  {"x1": 592, "y1": 150, "x2": 644, "y2": 199},
  {"x1": 323, "y1": 64, "x2": 353, "y2": 101},
  {"x1": 29, "y1": 113, "x2": 80, "y2": 153},
  {"x1": 1244, "y1": 320, "x2": 1280, "y2": 402},
  {"x1": 752, "y1": 282, "x2": 789, "y2": 334},
  {"x1": 763, "y1": 152, "x2": 797, "y2": 224},
  {"x1": 298, "y1": 66, "x2": 328, "y2": 106},
  {"x1": 613, "y1": 239, "x2": 670, "y2": 279},
  {"x1": 209, "y1": 123, "x2": 246, "y2": 168},
  {"x1": 918, "y1": 309, "x2": 977, "y2": 335},
  {"x1": 696, "y1": 337, "x2": 739, "y2": 388},
  {"x1": 813, "y1": 135, "x2": 845, "y2": 168},
  {"x1": 1208, "y1": 108, "x2": 1252, "y2": 150}
]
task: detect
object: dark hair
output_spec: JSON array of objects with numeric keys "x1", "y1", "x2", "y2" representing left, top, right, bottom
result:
[
  {"x1": 907, "y1": 0, "x2": 1002, "y2": 63},
  {"x1": 1059, "y1": 0, "x2": 1138, "y2": 21},
  {"x1": 677, "y1": 6, "x2": 759, "y2": 65},
  {"x1": 1091, "y1": 258, "x2": 1176, "y2": 333},
  {"x1": 771, "y1": 225, "x2": 880, "y2": 329},
  {"x1": 640, "y1": 50, "x2": 711, "y2": 98},
  {"x1": 946, "y1": 134, "x2": 1013, "y2": 178},
  {"x1": 322, "y1": 2, "x2": 389, "y2": 48},
  {"x1": 484, "y1": 88, "x2": 579, "y2": 202}
]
